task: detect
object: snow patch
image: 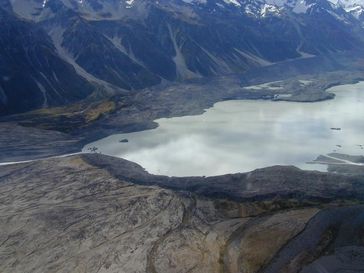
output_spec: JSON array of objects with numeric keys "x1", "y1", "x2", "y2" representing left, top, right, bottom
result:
[{"x1": 222, "y1": 0, "x2": 241, "y2": 7}]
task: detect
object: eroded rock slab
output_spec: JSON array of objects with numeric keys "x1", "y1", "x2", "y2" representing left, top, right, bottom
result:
[{"x1": 1, "y1": 154, "x2": 364, "y2": 273}]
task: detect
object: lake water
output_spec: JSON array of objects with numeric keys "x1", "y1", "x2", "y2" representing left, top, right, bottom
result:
[{"x1": 83, "y1": 81, "x2": 364, "y2": 176}]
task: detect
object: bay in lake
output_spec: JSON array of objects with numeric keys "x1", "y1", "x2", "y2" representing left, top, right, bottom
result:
[{"x1": 83, "y1": 81, "x2": 364, "y2": 176}]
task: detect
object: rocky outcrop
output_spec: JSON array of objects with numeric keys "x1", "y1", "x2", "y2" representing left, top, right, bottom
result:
[
  {"x1": 1, "y1": 154, "x2": 364, "y2": 273},
  {"x1": 82, "y1": 153, "x2": 364, "y2": 202},
  {"x1": 0, "y1": 123, "x2": 81, "y2": 162}
]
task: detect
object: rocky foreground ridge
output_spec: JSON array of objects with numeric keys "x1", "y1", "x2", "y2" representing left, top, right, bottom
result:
[{"x1": 1, "y1": 154, "x2": 364, "y2": 273}]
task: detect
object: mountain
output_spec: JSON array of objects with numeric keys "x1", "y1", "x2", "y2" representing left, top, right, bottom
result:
[
  {"x1": 332, "y1": 0, "x2": 364, "y2": 19},
  {"x1": 0, "y1": 7, "x2": 95, "y2": 115},
  {"x1": 1, "y1": 0, "x2": 364, "y2": 116}
]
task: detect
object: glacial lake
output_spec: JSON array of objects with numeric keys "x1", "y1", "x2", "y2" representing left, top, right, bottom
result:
[{"x1": 84, "y1": 81, "x2": 364, "y2": 177}]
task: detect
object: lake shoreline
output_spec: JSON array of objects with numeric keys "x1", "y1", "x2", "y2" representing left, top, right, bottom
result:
[
  {"x1": 83, "y1": 81, "x2": 364, "y2": 177},
  {"x1": 1, "y1": 72, "x2": 363, "y2": 167}
]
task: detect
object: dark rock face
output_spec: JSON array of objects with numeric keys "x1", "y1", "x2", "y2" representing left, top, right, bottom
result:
[
  {"x1": 1, "y1": 0, "x2": 364, "y2": 116},
  {"x1": 1, "y1": 154, "x2": 364, "y2": 273},
  {"x1": 0, "y1": 7, "x2": 94, "y2": 116},
  {"x1": 82, "y1": 153, "x2": 364, "y2": 202},
  {"x1": 59, "y1": 17, "x2": 162, "y2": 90}
]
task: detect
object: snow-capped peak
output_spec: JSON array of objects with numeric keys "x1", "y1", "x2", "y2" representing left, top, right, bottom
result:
[
  {"x1": 329, "y1": 0, "x2": 364, "y2": 18},
  {"x1": 8, "y1": 0, "x2": 364, "y2": 22}
]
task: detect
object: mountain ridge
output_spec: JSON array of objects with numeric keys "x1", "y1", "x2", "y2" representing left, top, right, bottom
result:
[{"x1": 1, "y1": 0, "x2": 364, "y2": 116}]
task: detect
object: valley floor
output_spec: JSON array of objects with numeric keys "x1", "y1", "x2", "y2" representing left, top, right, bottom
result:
[{"x1": 1, "y1": 68, "x2": 363, "y2": 164}]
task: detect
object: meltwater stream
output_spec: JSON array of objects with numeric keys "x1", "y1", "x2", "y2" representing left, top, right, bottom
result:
[{"x1": 83, "y1": 82, "x2": 364, "y2": 176}]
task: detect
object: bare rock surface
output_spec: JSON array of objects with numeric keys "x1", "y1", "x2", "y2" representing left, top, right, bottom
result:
[
  {"x1": 0, "y1": 123, "x2": 81, "y2": 162},
  {"x1": 1, "y1": 154, "x2": 364, "y2": 273}
]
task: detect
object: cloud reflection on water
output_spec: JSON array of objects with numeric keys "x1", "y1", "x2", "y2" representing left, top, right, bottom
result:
[{"x1": 84, "y1": 82, "x2": 364, "y2": 176}]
